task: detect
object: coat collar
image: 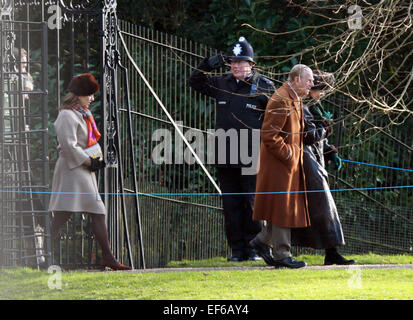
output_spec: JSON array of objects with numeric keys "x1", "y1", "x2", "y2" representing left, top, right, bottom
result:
[
  {"x1": 224, "y1": 71, "x2": 257, "y2": 83},
  {"x1": 282, "y1": 81, "x2": 301, "y2": 104},
  {"x1": 224, "y1": 71, "x2": 257, "y2": 92},
  {"x1": 281, "y1": 81, "x2": 303, "y2": 118}
]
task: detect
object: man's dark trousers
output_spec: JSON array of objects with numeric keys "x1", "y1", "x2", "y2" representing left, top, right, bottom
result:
[{"x1": 217, "y1": 167, "x2": 262, "y2": 258}]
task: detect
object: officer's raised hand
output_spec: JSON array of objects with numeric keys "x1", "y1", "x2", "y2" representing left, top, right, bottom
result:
[{"x1": 207, "y1": 53, "x2": 227, "y2": 69}]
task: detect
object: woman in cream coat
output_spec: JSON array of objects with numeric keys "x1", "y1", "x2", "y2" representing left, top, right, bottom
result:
[{"x1": 49, "y1": 73, "x2": 130, "y2": 270}]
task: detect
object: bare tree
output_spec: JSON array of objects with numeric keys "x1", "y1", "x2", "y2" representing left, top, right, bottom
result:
[{"x1": 243, "y1": 1, "x2": 412, "y2": 128}]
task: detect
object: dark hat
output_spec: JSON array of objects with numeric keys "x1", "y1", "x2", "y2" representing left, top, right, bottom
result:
[
  {"x1": 227, "y1": 36, "x2": 255, "y2": 64},
  {"x1": 68, "y1": 73, "x2": 100, "y2": 96},
  {"x1": 312, "y1": 70, "x2": 335, "y2": 90}
]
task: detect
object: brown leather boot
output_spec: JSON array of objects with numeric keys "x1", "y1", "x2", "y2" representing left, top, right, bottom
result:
[{"x1": 101, "y1": 258, "x2": 132, "y2": 271}]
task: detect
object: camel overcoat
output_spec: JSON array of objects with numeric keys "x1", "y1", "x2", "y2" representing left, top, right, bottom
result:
[
  {"x1": 253, "y1": 82, "x2": 310, "y2": 228},
  {"x1": 49, "y1": 109, "x2": 105, "y2": 215}
]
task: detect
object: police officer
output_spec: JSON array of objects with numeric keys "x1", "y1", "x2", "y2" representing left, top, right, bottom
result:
[{"x1": 189, "y1": 37, "x2": 275, "y2": 261}]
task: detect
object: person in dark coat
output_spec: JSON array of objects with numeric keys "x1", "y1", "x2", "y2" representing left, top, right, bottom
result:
[
  {"x1": 188, "y1": 37, "x2": 275, "y2": 261},
  {"x1": 291, "y1": 70, "x2": 355, "y2": 265}
]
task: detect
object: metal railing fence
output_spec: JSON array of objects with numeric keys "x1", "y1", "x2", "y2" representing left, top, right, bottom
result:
[
  {"x1": 1, "y1": 2, "x2": 411, "y2": 269},
  {"x1": 0, "y1": 18, "x2": 49, "y2": 268},
  {"x1": 117, "y1": 20, "x2": 412, "y2": 264},
  {"x1": 117, "y1": 20, "x2": 229, "y2": 268}
]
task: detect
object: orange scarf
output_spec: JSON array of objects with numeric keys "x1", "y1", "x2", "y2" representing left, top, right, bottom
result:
[{"x1": 73, "y1": 104, "x2": 101, "y2": 147}]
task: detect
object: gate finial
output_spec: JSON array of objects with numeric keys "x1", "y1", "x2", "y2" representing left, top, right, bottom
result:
[{"x1": 0, "y1": 0, "x2": 13, "y2": 20}]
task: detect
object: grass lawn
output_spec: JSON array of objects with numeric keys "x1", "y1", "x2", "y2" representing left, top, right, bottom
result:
[{"x1": 0, "y1": 254, "x2": 412, "y2": 300}]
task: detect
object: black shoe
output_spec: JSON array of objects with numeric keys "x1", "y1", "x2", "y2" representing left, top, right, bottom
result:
[
  {"x1": 227, "y1": 255, "x2": 244, "y2": 262},
  {"x1": 324, "y1": 253, "x2": 355, "y2": 265},
  {"x1": 274, "y1": 257, "x2": 307, "y2": 269},
  {"x1": 249, "y1": 238, "x2": 277, "y2": 266}
]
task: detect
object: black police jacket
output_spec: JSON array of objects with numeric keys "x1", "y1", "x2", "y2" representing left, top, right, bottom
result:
[{"x1": 189, "y1": 57, "x2": 275, "y2": 168}]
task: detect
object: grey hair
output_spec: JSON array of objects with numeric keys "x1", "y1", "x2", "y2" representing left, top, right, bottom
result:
[{"x1": 288, "y1": 64, "x2": 312, "y2": 82}]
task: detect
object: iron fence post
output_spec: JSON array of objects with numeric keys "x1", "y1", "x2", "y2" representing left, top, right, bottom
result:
[
  {"x1": 0, "y1": 20, "x2": 4, "y2": 267},
  {"x1": 41, "y1": 20, "x2": 50, "y2": 267},
  {"x1": 100, "y1": 0, "x2": 134, "y2": 268}
]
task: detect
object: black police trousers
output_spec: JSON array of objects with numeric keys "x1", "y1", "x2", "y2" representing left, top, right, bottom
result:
[{"x1": 217, "y1": 167, "x2": 262, "y2": 258}]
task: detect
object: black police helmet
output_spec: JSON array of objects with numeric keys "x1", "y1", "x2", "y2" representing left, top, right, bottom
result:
[{"x1": 227, "y1": 37, "x2": 255, "y2": 64}]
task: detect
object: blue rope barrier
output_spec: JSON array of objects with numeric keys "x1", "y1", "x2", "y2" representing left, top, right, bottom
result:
[
  {"x1": 1, "y1": 158, "x2": 411, "y2": 197},
  {"x1": 341, "y1": 159, "x2": 413, "y2": 172},
  {"x1": 1, "y1": 185, "x2": 412, "y2": 197}
]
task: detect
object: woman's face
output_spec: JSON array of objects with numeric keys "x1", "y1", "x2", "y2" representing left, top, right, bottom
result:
[
  {"x1": 20, "y1": 54, "x2": 28, "y2": 72},
  {"x1": 78, "y1": 95, "x2": 94, "y2": 108},
  {"x1": 310, "y1": 90, "x2": 325, "y2": 100}
]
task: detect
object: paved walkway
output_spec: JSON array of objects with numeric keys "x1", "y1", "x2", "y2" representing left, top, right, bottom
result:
[{"x1": 98, "y1": 264, "x2": 413, "y2": 273}]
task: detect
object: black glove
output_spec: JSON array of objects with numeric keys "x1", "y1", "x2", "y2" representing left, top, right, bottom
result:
[
  {"x1": 89, "y1": 157, "x2": 106, "y2": 172},
  {"x1": 207, "y1": 53, "x2": 226, "y2": 69}
]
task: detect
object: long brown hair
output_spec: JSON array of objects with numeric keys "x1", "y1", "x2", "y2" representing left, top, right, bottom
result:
[{"x1": 59, "y1": 92, "x2": 79, "y2": 110}]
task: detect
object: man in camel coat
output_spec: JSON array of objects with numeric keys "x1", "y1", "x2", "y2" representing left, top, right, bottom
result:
[{"x1": 249, "y1": 64, "x2": 314, "y2": 269}]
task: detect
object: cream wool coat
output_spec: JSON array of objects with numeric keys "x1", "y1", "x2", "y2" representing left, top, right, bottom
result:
[{"x1": 49, "y1": 109, "x2": 105, "y2": 214}]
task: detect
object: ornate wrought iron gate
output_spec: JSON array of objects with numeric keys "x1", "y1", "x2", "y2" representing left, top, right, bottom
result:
[{"x1": 0, "y1": 3, "x2": 49, "y2": 268}]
